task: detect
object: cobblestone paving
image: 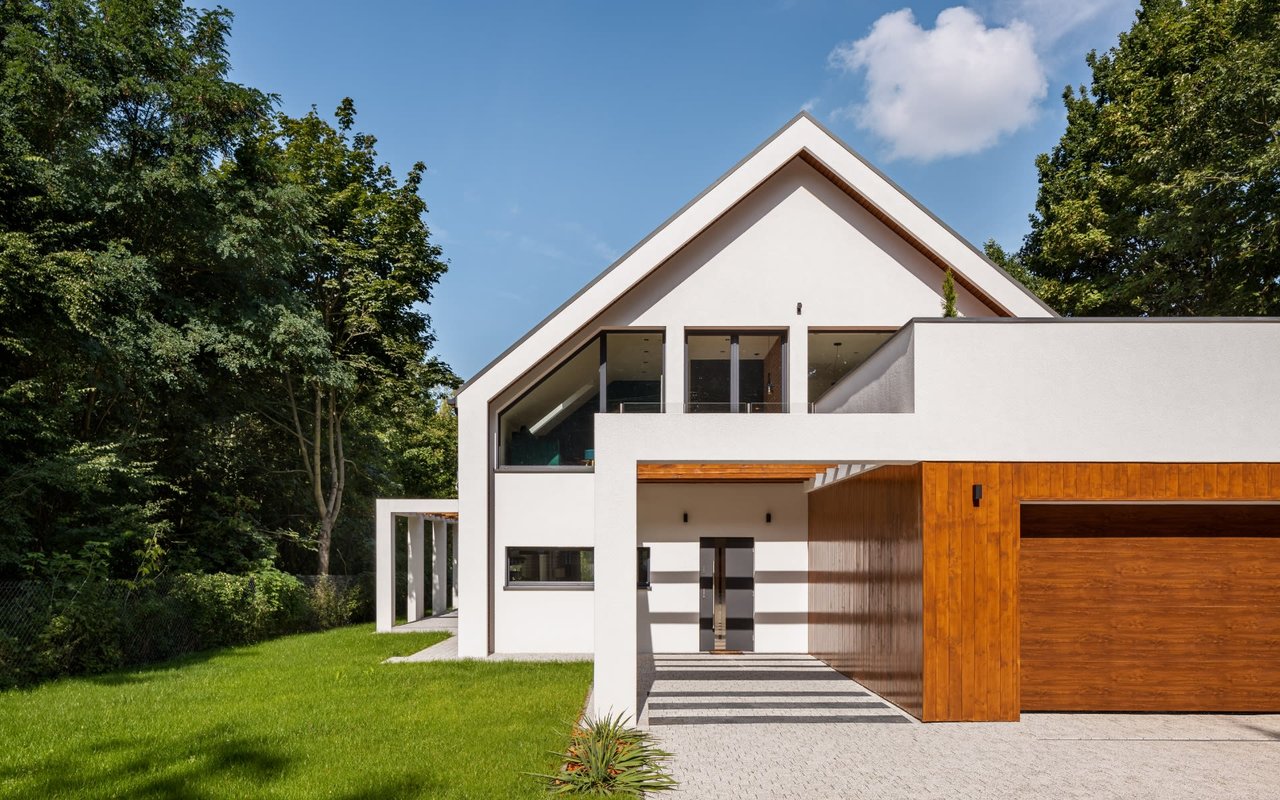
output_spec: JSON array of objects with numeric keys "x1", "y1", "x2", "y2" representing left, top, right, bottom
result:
[{"x1": 640, "y1": 653, "x2": 1280, "y2": 800}]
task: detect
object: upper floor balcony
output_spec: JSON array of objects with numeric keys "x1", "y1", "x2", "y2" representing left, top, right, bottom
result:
[{"x1": 495, "y1": 327, "x2": 897, "y2": 468}]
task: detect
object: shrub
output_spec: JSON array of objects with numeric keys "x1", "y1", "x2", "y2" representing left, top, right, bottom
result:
[
  {"x1": 172, "y1": 565, "x2": 310, "y2": 647},
  {"x1": 0, "y1": 567, "x2": 368, "y2": 688},
  {"x1": 308, "y1": 578, "x2": 362, "y2": 629},
  {"x1": 539, "y1": 713, "x2": 677, "y2": 796}
]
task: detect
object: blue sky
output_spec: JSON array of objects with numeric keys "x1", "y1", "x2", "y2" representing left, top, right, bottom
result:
[{"x1": 220, "y1": 1, "x2": 1139, "y2": 380}]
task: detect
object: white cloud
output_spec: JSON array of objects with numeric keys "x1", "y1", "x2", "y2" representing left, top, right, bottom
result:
[
  {"x1": 801, "y1": 97, "x2": 820, "y2": 114},
  {"x1": 829, "y1": 7, "x2": 1047, "y2": 161}
]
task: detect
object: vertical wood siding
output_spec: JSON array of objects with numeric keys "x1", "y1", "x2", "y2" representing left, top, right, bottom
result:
[
  {"x1": 808, "y1": 464, "x2": 925, "y2": 718},
  {"x1": 919, "y1": 462, "x2": 1280, "y2": 721}
]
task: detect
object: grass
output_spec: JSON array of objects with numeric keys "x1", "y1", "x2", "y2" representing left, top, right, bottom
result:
[{"x1": 0, "y1": 626, "x2": 593, "y2": 799}]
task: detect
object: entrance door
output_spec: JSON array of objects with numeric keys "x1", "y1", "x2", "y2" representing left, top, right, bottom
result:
[{"x1": 699, "y1": 537, "x2": 754, "y2": 652}]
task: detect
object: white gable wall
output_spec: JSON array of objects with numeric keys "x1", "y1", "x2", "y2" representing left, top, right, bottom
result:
[
  {"x1": 456, "y1": 114, "x2": 1054, "y2": 659},
  {"x1": 471, "y1": 159, "x2": 1002, "y2": 657}
]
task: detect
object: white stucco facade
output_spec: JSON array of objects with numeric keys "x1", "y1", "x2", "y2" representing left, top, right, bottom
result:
[{"x1": 373, "y1": 113, "x2": 1280, "y2": 721}]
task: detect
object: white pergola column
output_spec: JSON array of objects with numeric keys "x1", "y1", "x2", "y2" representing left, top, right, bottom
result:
[
  {"x1": 431, "y1": 518, "x2": 448, "y2": 615},
  {"x1": 375, "y1": 501, "x2": 396, "y2": 632},
  {"x1": 592, "y1": 447, "x2": 639, "y2": 719},
  {"x1": 449, "y1": 522, "x2": 459, "y2": 609},
  {"x1": 406, "y1": 515, "x2": 426, "y2": 622}
]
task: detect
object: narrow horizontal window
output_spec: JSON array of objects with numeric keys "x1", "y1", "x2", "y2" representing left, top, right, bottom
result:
[{"x1": 505, "y1": 547, "x2": 594, "y2": 587}]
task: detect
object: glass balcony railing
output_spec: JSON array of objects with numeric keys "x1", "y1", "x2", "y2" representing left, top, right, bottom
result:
[{"x1": 616, "y1": 402, "x2": 807, "y2": 414}]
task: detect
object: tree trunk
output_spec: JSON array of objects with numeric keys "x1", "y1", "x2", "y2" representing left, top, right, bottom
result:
[{"x1": 285, "y1": 378, "x2": 346, "y2": 576}]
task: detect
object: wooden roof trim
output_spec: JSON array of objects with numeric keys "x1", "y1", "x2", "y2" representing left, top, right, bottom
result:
[{"x1": 638, "y1": 463, "x2": 837, "y2": 483}]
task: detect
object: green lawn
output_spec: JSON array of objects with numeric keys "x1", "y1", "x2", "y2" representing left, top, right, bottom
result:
[{"x1": 0, "y1": 626, "x2": 592, "y2": 799}]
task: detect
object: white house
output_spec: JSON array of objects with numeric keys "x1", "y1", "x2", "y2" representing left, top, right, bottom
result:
[{"x1": 376, "y1": 114, "x2": 1280, "y2": 723}]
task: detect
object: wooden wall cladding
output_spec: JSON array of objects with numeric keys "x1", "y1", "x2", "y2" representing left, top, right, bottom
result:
[
  {"x1": 808, "y1": 463, "x2": 925, "y2": 719},
  {"x1": 920, "y1": 462, "x2": 1019, "y2": 721},
  {"x1": 920, "y1": 463, "x2": 1280, "y2": 721}
]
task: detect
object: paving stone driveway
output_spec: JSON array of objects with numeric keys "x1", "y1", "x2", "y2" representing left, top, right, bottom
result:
[{"x1": 639, "y1": 653, "x2": 1280, "y2": 800}]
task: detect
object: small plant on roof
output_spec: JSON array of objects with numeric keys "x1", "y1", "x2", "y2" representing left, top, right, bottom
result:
[
  {"x1": 942, "y1": 267, "x2": 958, "y2": 317},
  {"x1": 536, "y1": 712, "x2": 677, "y2": 796}
]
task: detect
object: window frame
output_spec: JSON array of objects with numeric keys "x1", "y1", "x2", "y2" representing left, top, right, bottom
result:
[
  {"x1": 503, "y1": 546, "x2": 595, "y2": 590},
  {"x1": 805, "y1": 327, "x2": 899, "y2": 408},
  {"x1": 683, "y1": 329, "x2": 789, "y2": 413},
  {"x1": 495, "y1": 329, "x2": 666, "y2": 469}
]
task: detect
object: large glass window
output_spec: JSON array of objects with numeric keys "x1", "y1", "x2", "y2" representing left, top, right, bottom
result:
[
  {"x1": 498, "y1": 331, "x2": 664, "y2": 466},
  {"x1": 686, "y1": 334, "x2": 731, "y2": 412},
  {"x1": 499, "y1": 338, "x2": 600, "y2": 467},
  {"x1": 506, "y1": 547, "x2": 594, "y2": 586},
  {"x1": 603, "y1": 332, "x2": 662, "y2": 413},
  {"x1": 686, "y1": 332, "x2": 786, "y2": 413},
  {"x1": 807, "y1": 331, "x2": 896, "y2": 407}
]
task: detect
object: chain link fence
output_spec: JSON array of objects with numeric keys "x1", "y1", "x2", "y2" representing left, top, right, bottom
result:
[{"x1": 0, "y1": 572, "x2": 372, "y2": 689}]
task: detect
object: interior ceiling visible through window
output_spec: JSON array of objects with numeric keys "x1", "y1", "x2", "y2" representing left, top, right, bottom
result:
[{"x1": 808, "y1": 331, "x2": 895, "y2": 404}]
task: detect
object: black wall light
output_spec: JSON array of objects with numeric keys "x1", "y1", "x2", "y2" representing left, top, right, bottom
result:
[
  {"x1": 682, "y1": 512, "x2": 688, "y2": 523},
  {"x1": 765, "y1": 512, "x2": 772, "y2": 524},
  {"x1": 972, "y1": 484, "x2": 983, "y2": 507},
  {"x1": 796, "y1": 302, "x2": 803, "y2": 315}
]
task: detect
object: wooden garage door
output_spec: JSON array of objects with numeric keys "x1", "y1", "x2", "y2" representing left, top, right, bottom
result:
[{"x1": 1020, "y1": 503, "x2": 1280, "y2": 712}]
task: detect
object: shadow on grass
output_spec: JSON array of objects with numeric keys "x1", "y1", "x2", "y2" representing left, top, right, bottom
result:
[
  {"x1": 0, "y1": 729, "x2": 288, "y2": 800},
  {"x1": 1, "y1": 727, "x2": 448, "y2": 800},
  {"x1": 80, "y1": 646, "x2": 254, "y2": 688}
]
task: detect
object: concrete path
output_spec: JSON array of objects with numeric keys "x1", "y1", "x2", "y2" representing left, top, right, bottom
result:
[
  {"x1": 386, "y1": 610, "x2": 458, "y2": 634},
  {"x1": 382, "y1": 622, "x2": 589, "y2": 664},
  {"x1": 641, "y1": 653, "x2": 1280, "y2": 800}
]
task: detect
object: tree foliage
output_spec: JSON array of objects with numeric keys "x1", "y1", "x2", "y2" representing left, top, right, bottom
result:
[
  {"x1": 0, "y1": 0, "x2": 456, "y2": 581},
  {"x1": 1018, "y1": 0, "x2": 1280, "y2": 315}
]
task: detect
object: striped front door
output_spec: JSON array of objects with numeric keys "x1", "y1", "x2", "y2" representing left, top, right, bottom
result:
[{"x1": 699, "y1": 537, "x2": 754, "y2": 652}]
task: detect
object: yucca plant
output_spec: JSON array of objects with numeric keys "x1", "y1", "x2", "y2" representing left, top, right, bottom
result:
[{"x1": 537, "y1": 713, "x2": 677, "y2": 796}]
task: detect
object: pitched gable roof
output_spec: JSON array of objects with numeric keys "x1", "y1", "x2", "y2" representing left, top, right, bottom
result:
[{"x1": 457, "y1": 112, "x2": 1055, "y2": 400}]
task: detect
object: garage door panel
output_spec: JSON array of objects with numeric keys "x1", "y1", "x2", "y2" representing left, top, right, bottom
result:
[
  {"x1": 1027, "y1": 675, "x2": 1280, "y2": 713},
  {"x1": 1020, "y1": 504, "x2": 1280, "y2": 712}
]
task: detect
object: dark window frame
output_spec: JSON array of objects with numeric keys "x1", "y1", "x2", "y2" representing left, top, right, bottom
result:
[
  {"x1": 684, "y1": 329, "x2": 789, "y2": 413},
  {"x1": 805, "y1": 327, "x2": 899, "y2": 407},
  {"x1": 495, "y1": 329, "x2": 666, "y2": 468},
  {"x1": 504, "y1": 546, "x2": 595, "y2": 589}
]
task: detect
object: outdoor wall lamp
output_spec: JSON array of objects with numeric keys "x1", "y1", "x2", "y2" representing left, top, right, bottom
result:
[
  {"x1": 972, "y1": 484, "x2": 983, "y2": 507},
  {"x1": 682, "y1": 512, "x2": 689, "y2": 523},
  {"x1": 765, "y1": 512, "x2": 772, "y2": 524},
  {"x1": 796, "y1": 302, "x2": 803, "y2": 315}
]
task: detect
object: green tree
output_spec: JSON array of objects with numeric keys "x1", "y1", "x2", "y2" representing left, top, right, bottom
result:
[
  {"x1": 262, "y1": 101, "x2": 453, "y2": 575},
  {"x1": 1018, "y1": 0, "x2": 1280, "y2": 316},
  {"x1": 0, "y1": 2, "x2": 457, "y2": 581},
  {"x1": 941, "y1": 269, "x2": 958, "y2": 317},
  {"x1": 0, "y1": 0, "x2": 301, "y2": 578}
]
